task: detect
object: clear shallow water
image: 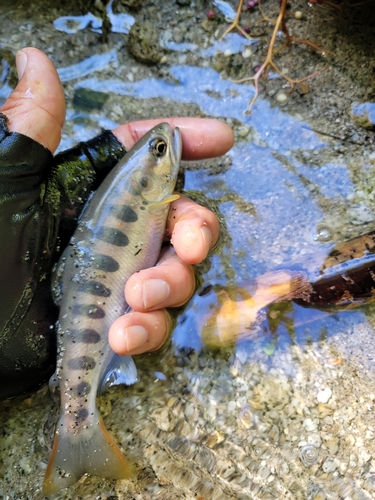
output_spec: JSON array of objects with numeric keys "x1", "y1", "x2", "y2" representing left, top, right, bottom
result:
[
  {"x1": 2, "y1": 7, "x2": 375, "y2": 499},
  {"x1": 62, "y1": 61, "x2": 371, "y2": 358}
]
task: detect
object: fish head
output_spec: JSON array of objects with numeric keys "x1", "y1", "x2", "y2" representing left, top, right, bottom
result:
[{"x1": 129, "y1": 122, "x2": 182, "y2": 204}]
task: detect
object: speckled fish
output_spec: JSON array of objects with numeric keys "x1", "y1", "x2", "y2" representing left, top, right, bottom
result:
[
  {"x1": 199, "y1": 231, "x2": 375, "y2": 348},
  {"x1": 43, "y1": 123, "x2": 182, "y2": 495},
  {"x1": 199, "y1": 271, "x2": 309, "y2": 348}
]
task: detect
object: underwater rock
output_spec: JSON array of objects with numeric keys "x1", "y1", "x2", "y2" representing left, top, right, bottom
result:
[
  {"x1": 73, "y1": 87, "x2": 109, "y2": 111},
  {"x1": 119, "y1": 0, "x2": 142, "y2": 9},
  {"x1": 127, "y1": 21, "x2": 164, "y2": 64},
  {"x1": 351, "y1": 102, "x2": 375, "y2": 129}
]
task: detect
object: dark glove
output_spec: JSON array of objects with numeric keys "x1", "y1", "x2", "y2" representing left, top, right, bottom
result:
[{"x1": 0, "y1": 113, "x2": 126, "y2": 400}]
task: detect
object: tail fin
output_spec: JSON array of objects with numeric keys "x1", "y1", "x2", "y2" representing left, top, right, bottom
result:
[
  {"x1": 43, "y1": 410, "x2": 131, "y2": 496},
  {"x1": 200, "y1": 271, "x2": 311, "y2": 347}
]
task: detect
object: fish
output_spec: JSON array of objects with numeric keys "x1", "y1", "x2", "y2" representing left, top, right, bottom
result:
[
  {"x1": 200, "y1": 231, "x2": 375, "y2": 348},
  {"x1": 43, "y1": 123, "x2": 182, "y2": 495},
  {"x1": 295, "y1": 230, "x2": 375, "y2": 308},
  {"x1": 199, "y1": 271, "x2": 310, "y2": 348}
]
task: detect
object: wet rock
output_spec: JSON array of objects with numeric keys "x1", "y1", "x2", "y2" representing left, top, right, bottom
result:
[
  {"x1": 73, "y1": 87, "x2": 109, "y2": 111},
  {"x1": 119, "y1": 0, "x2": 142, "y2": 10},
  {"x1": 317, "y1": 387, "x2": 332, "y2": 404},
  {"x1": 351, "y1": 102, "x2": 375, "y2": 129},
  {"x1": 322, "y1": 457, "x2": 337, "y2": 473},
  {"x1": 325, "y1": 437, "x2": 339, "y2": 455},
  {"x1": 303, "y1": 417, "x2": 318, "y2": 432},
  {"x1": 127, "y1": 21, "x2": 164, "y2": 64}
]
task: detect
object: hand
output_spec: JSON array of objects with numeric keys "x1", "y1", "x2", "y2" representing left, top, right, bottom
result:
[{"x1": 2, "y1": 47, "x2": 234, "y2": 357}]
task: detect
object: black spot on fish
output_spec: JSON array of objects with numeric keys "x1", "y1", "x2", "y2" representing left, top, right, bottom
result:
[
  {"x1": 130, "y1": 185, "x2": 140, "y2": 196},
  {"x1": 76, "y1": 408, "x2": 89, "y2": 422},
  {"x1": 68, "y1": 356, "x2": 96, "y2": 370},
  {"x1": 140, "y1": 206, "x2": 145, "y2": 211},
  {"x1": 81, "y1": 280, "x2": 111, "y2": 297},
  {"x1": 111, "y1": 205, "x2": 138, "y2": 223},
  {"x1": 140, "y1": 176, "x2": 148, "y2": 188},
  {"x1": 72, "y1": 381, "x2": 91, "y2": 396},
  {"x1": 72, "y1": 304, "x2": 105, "y2": 319},
  {"x1": 93, "y1": 254, "x2": 119, "y2": 272},
  {"x1": 97, "y1": 227, "x2": 129, "y2": 246},
  {"x1": 73, "y1": 328, "x2": 101, "y2": 344},
  {"x1": 142, "y1": 201, "x2": 149, "y2": 206}
]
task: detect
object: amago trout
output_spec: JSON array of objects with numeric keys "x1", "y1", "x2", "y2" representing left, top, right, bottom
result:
[{"x1": 43, "y1": 123, "x2": 182, "y2": 495}]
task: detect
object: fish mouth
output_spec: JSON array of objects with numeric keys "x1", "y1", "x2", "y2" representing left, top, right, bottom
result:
[{"x1": 171, "y1": 126, "x2": 183, "y2": 168}]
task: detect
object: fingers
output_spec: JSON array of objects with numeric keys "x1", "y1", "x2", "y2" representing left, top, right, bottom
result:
[
  {"x1": 112, "y1": 117, "x2": 234, "y2": 160},
  {"x1": 0, "y1": 47, "x2": 65, "y2": 153},
  {"x1": 124, "y1": 193, "x2": 220, "y2": 314},
  {"x1": 168, "y1": 194, "x2": 220, "y2": 265},
  {"x1": 108, "y1": 310, "x2": 170, "y2": 356},
  {"x1": 125, "y1": 247, "x2": 196, "y2": 312},
  {"x1": 109, "y1": 196, "x2": 220, "y2": 356},
  {"x1": 109, "y1": 250, "x2": 196, "y2": 356}
]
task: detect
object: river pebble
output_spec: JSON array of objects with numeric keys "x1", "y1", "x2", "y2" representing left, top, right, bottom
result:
[{"x1": 317, "y1": 387, "x2": 332, "y2": 404}]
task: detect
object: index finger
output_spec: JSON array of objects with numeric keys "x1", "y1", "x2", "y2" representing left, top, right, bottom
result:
[{"x1": 112, "y1": 117, "x2": 234, "y2": 161}]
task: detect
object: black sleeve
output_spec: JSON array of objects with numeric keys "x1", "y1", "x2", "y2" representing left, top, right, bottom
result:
[
  {"x1": 0, "y1": 119, "x2": 126, "y2": 400},
  {"x1": 47, "y1": 130, "x2": 126, "y2": 249},
  {"x1": 0, "y1": 113, "x2": 56, "y2": 399},
  {"x1": 52, "y1": 130, "x2": 126, "y2": 216}
]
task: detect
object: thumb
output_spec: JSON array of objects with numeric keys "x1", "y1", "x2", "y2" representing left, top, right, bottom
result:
[{"x1": 0, "y1": 47, "x2": 65, "y2": 153}]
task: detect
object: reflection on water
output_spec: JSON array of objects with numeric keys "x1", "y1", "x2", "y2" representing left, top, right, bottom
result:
[
  {"x1": 57, "y1": 49, "x2": 118, "y2": 83},
  {"x1": 53, "y1": 0, "x2": 135, "y2": 35},
  {"x1": 72, "y1": 64, "x2": 325, "y2": 152},
  {"x1": 213, "y1": 0, "x2": 237, "y2": 22},
  {"x1": 162, "y1": 32, "x2": 258, "y2": 57}
]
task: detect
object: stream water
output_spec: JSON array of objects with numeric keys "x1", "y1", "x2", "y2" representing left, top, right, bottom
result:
[{"x1": 2, "y1": 1, "x2": 375, "y2": 499}]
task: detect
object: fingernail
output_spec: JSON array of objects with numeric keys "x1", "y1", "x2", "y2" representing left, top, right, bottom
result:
[
  {"x1": 143, "y1": 279, "x2": 170, "y2": 308},
  {"x1": 123, "y1": 325, "x2": 148, "y2": 352},
  {"x1": 200, "y1": 225, "x2": 212, "y2": 254},
  {"x1": 16, "y1": 50, "x2": 28, "y2": 81}
]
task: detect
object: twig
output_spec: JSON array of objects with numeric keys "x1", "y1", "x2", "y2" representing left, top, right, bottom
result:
[
  {"x1": 226, "y1": 0, "x2": 328, "y2": 112},
  {"x1": 219, "y1": 0, "x2": 252, "y2": 40}
]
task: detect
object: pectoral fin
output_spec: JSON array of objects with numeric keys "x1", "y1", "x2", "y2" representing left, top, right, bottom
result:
[
  {"x1": 98, "y1": 354, "x2": 138, "y2": 394},
  {"x1": 150, "y1": 193, "x2": 180, "y2": 209}
]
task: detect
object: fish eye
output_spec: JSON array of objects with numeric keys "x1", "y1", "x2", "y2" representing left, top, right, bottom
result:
[{"x1": 149, "y1": 138, "x2": 167, "y2": 157}]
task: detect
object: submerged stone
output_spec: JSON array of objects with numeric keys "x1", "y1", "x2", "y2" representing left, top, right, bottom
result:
[
  {"x1": 127, "y1": 21, "x2": 164, "y2": 64},
  {"x1": 351, "y1": 102, "x2": 375, "y2": 129},
  {"x1": 73, "y1": 87, "x2": 109, "y2": 111}
]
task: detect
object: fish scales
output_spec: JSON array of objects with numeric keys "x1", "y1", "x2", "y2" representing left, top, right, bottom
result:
[{"x1": 43, "y1": 123, "x2": 182, "y2": 495}]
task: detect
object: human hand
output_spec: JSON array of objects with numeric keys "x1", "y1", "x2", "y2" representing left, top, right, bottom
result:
[
  {"x1": 2, "y1": 47, "x2": 233, "y2": 357},
  {"x1": 108, "y1": 122, "x2": 227, "y2": 356}
]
